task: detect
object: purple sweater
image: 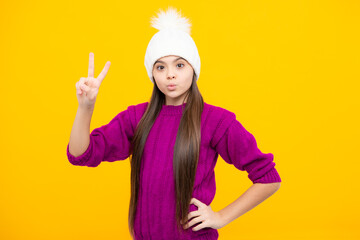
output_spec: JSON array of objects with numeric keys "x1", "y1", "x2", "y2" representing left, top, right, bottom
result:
[{"x1": 66, "y1": 102, "x2": 281, "y2": 240}]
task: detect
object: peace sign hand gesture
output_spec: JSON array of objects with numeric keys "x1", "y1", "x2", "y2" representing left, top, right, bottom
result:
[
  {"x1": 181, "y1": 198, "x2": 226, "y2": 232},
  {"x1": 76, "y1": 52, "x2": 111, "y2": 108}
]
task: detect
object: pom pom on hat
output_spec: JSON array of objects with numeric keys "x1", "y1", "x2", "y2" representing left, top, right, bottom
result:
[
  {"x1": 144, "y1": 6, "x2": 201, "y2": 83},
  {"x1": 150, "y1": 6, "x2": 192, "y2": 35}
]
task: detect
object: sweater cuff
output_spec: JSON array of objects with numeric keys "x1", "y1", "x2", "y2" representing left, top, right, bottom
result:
[
  {"x1": 252, "y1": 168, "x2": 282, "y2": 184},
  {"x1": 66, "y1": 139, "x2": 93, "y2": 165}
]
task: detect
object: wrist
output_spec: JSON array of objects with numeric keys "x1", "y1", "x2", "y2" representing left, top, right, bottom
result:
[
  {"x1": 217, "y1": 210, "x2": 228, "y2": 228},
  {"x1": 78, "y1": 104, "x2": 95, "y2": 112}
]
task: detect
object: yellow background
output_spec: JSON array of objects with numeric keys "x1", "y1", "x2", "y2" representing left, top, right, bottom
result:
[{"x1": 1, "y1": 0, "x2": 359, "y2": 239}]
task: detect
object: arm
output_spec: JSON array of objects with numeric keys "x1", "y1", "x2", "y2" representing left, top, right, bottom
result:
[
  {"x1": 211, "y1": 113, "x2": 282, "y2": 227},
  {"x1": 218, "y1": 182, "x2": 281, "y2": 227},
  {"x1": 184, "y1": 111, "x2": 283, "y2": 232},
  {"x1": 68, "y1": 105, "x2": 94, "y2": 157},
  {"x1": 66, "y1": 104, "x2": 136, "y2": 167},
  {"x1": 69, "y1": 52, "x2": 110, "y2": 157}
]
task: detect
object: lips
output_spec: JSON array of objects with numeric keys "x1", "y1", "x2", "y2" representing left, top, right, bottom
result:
[{"x1": 167, "y1": 85, "x2": 176, "y2": 90}]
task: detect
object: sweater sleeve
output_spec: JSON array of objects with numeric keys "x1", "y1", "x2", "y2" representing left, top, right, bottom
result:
[
  {"x1": 66, "y1": 105, "x2": 135, "y2": 167},
  {"x1": 212, "y1": 116, "x2": 282, "y2": 184}
]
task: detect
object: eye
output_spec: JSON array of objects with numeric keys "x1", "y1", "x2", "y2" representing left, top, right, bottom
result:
[
  {"x1": 177, "y1": 63, "x2": 184, "y2": 68},
  {"x1": 156, "y1": 65, "x2": 164, "y2": 70}
]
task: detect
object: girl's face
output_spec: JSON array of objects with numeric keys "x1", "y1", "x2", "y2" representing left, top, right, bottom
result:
[{"x1": 152, "y1": 55, "x2": 194, "y2": 106}]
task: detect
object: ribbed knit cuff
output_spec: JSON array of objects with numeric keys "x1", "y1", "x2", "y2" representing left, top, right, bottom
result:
[
  {"x1": 252, "y1": 168, "x2": 282, "y2": 183},
  {"x1": 66, "y1": 139, "x2": 93, "y2": 165}
]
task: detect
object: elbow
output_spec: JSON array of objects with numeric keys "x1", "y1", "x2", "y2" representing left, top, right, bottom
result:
[
  {"x1": 255, "y1": 182, "x2": 281, "y2": 190},
  {"x1": 271, "y1": 182, "x2": 281, "y2": 191}
]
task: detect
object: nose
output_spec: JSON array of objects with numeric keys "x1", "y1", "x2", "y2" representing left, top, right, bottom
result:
[{"x1": 167, "y1": 69, "x2": 175, "y2": 79}]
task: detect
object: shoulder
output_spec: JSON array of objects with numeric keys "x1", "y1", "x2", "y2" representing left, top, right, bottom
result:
[
  {"x1": 203, "y1": 102, "x2": 237, "y2": 123},
  {"x1": 113, "y1": 102, "x2": 148, "y2": 131},
  {"x1": 127, "y1": 101, "x2": 149, "y2": 115},
  {"x1": 127, "y1": 101, "x2": 149, "y2": 121},
  {"x1": 203, "y1": 102, "x2": 238, "y2": 147}
]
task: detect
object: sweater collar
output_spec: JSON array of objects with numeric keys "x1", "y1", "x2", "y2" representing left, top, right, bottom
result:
[{"x1": 160, "y1": 102, "x2": 187, "y2": 115}]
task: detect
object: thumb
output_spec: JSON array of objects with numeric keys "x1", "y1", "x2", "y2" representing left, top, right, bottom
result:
[{"x1": 80, "y1": 83, "x2": 91, "y2": 93}]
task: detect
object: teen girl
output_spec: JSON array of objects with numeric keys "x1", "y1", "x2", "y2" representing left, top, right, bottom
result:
[{"x1": 67, "y1": 6, "x2": 281, "y2": 240}]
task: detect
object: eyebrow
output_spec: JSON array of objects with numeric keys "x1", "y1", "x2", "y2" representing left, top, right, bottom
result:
[{"x1": 154, "y1": 57, "x2": 185, "y2": 65}]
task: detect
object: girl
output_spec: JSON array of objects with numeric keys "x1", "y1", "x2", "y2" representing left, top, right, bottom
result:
[{"x1": 67, "y1": 6, "x2": 281, "y2": 240}]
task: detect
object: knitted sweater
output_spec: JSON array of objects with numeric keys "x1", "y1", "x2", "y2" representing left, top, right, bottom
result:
[{"x1": 66, "y1": 102, "x2": 282, "y2": 240}]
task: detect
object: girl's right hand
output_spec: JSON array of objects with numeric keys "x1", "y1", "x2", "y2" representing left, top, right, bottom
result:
[{"x1": 76, "y1": 52, "x2": 111, "y2": 108}]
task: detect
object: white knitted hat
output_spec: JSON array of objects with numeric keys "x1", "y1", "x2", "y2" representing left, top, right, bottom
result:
[{"x1": 144, "y1": 6, "x2": 201, "y2": 83}]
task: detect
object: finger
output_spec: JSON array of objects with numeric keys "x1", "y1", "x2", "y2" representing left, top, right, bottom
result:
[
  {"x1": 187, "y1": 210, "x2": 199, "y2": 220},
  {"x1": 88, "y1": 52, "x2": 94, "y2": 78},
  {"x1": 190, "y1": 198, "x2": 205, "y2": 208},
  {"x1": 78, "y1": 78, "x2": 88, "y2": 94},
  {"x1": 80, "y1": 82, "x2": 91, "y2": 92},
  {"x1": 79, "y1": 77, "x2": 89, "y2": 86},
  {"x1": 78, "y1": 78, "x2": 84, "y2": 94},
  {"x1": 97, "y1": 61, "x2": 111, "y2": 83},
  {"x1": 184, "y1": 216, "x2": 203, "y2": 229},
  {"x1": 191, "y1": 221, "x2": 207, "y2": 232},
  {"x1": 76, "y1": 82, "x2": 82, "y2": 95},
  {"x1": 76, "y1": 81, "x2": 83, "y2": 95}
]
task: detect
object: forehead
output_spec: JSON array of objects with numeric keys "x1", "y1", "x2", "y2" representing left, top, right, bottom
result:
[
  {"x1": 158, "y1": 55, "x2": 179, "y2": 60},
  {"x1": 155, "y1": 55, "x2": 187, "y2": 64}
]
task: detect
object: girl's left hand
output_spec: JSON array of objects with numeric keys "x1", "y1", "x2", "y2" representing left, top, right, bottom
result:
[{"x1": 181, "y1": 198, "x2": 225, "y2": 231}]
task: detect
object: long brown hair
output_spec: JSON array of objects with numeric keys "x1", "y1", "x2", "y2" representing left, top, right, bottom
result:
[{"x1": 128, "y1": 72, "x2": 204, "y2": 239}]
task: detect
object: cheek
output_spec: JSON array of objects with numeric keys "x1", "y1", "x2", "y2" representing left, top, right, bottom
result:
[
  {"x1": 155, "y1": 73, "x2": 166, "y2": 82},
  {"x1": 153, "y1": 69, "x2": 162, "y2": 79},
  {"x1": 185, "y1": 69, "x2": 194, "y2": 81},
  {"x1": 186, "y1": 73, "x2": 193, "y2": 86}
]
